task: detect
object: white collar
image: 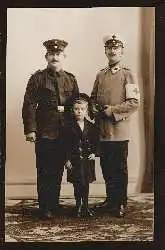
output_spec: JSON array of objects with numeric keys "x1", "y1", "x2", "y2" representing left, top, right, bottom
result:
[{"x1": 77, "y1": 120, "x2": 84, "y2": 131}]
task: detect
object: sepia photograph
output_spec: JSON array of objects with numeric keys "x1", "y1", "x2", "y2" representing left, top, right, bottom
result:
[{"x1": 5, "y1": 7, "x2": 154, "y2": 242}]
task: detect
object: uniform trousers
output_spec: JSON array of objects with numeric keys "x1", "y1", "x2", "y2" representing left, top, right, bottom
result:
[
  {"x1": 100, "y1": 140, "x2": 129, "y2": 208},
  {"x1": 35, "y1": 138, "x2": 65, "y2": 211}
]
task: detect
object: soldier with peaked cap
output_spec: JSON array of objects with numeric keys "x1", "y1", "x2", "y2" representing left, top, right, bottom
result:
[
  {"x1": 22, "y1": 39, "x2": 79, "y2": 219},
  {"x1": 90, "y1": 34, "x2": 140, "y2": 217}
]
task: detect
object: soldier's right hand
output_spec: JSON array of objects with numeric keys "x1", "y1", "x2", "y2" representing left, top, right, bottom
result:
[
  {"x1": 92, "y1": 104, "x2": 100, "y2": 116},
  {"x1": 65, "y1": 160, "x2": 72, "y2": 170},
  {"x1": 25, "y1": 132, "x2": 36, "y2": 142}
]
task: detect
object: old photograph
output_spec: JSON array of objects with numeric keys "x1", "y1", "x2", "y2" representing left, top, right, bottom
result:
[{"x1": 5, "y1": 7, "x2": 154, "y2": 242}]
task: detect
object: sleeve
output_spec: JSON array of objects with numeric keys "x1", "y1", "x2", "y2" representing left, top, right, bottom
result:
[
  {"x1": 90, "y1": 124, "x2": 100, "y2": 157},
  {"x1": 64, "y1": 74, "x2": 79, "y2": 114},
  {"x1": 60, "y1": 124, "x2": 72, "y2": 161},
  {"x1": 90, "y1": 74, "x2": 100, "y2": 115},
  {"x1": 72, "y1": 76, "x2": 79, "y2": 97},
  {"x1": 68, "y1": 74, "x2": 79, "y2": 98},
  {"x1": 22, "y1": 73, "x2": 40, "y2": 135},
  {"x1": 111, "y1": 70, "x2": 140, "y2": 122}
]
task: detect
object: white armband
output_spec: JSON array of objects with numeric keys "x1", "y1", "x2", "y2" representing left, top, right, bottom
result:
[{"x1": 125, "y1": 83, "x2": 140, "y2": 101}]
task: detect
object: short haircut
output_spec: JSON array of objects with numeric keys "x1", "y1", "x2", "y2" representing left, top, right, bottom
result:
[{"x1": 73, "y1": 99, "x2": 88, "y2": 106}]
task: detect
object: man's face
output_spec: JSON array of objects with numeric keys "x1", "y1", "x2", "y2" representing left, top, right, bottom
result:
[
  {"x1": 45, "y1": 51, "x2": 65, "y2": 71},
  {"x1": 105, "y1": 46, "x2": 123, "y2": 65},
  {"x1": 73, "y1": 102, "x2": 88, "y2": 121}
]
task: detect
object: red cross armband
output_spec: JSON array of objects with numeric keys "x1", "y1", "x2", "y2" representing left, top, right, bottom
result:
[{"x1": 125, "y1": 83, "x2": 140, "y2": 101}]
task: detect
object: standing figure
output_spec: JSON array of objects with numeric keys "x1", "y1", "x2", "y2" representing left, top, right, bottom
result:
[
  {"x1": 90, "y1": 34, "x2": 140, "y2": 217},
  {"x1": 22, "y1": 39, "x2": 79, "y2": 219},
  {"x1": 62, "y1": 93, "x2": 99, "y2": 217}
]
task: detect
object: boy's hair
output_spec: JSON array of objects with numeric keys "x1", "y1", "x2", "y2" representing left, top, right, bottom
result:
[
  {"x1": 73, "y1": 99, "x2": 88, "y2": 106},
  {"x1": 67, "y1": 93, "x2": 94, "y2": 119}
]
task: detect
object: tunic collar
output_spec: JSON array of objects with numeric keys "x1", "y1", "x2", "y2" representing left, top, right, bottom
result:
[
  {"x1": 46, "y1": 67, "x2": 65, "y2": 77},
  {"x1": 104, "y1": 62, "x2": 121, "y2": 74},
  {"x1": 110, "y1": 63, "x2": 121, "y2": 74}
]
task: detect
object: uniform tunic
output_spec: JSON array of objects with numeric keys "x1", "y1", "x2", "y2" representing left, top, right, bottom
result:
[
  {"x1": 91, "y1": 64, "x2": 139, "y2": 141},
  {"x1": 22, "y1": 67, "x2": 79, "y2": 139}
]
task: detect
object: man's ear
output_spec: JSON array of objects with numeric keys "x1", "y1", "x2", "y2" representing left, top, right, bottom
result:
[
  {"x1": 121, "y1": 48, "x2": 124, "y2": 55},
  {"x1": 63, "y1": 52, "x2": 67, "y2": 58}
]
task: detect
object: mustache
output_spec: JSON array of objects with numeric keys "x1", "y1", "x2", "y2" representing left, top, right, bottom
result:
[
  {"x1": 108, "y1": 53, "x2": 116, "y2": 56},
  {"x1": 51, "y1": 59, "x2": 59, "y2": 63}
]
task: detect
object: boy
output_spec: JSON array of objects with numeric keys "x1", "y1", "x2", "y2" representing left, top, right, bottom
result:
[{"x1": 62, "y1": 93, "x2": 99, "y2": 217}]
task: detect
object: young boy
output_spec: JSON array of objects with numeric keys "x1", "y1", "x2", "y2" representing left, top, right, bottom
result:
[{"x1": 62, "y1": 93, "x2": 99, "y2": 217}]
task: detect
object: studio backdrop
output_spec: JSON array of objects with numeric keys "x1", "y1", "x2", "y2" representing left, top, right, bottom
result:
[{"x1": 6, "y1": 7, "x2": 155, "y2": 198}]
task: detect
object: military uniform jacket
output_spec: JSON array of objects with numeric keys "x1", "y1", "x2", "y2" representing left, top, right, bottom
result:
[
  {"x1": 22, "y1": 67, "x2": 79, "y2": 139},
  {"x1": 90, "y1": 64, "x2": 140, "y2": 141},
  {"x1": 61, "y1": 118, "x2": 99, "y2": 184}
]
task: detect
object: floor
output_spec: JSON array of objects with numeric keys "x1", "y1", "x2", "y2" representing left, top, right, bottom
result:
[{"x1": 5, "y1": 193, "x2": 154, "y2": 242}]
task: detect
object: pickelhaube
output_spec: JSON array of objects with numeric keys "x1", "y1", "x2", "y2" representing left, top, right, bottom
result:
[
  {"x1": 43, "y1": 39, "x2": 68, "y2": 53},
  {"x1": 103, "y1": 34, "x2": 124, "y2": 48}
]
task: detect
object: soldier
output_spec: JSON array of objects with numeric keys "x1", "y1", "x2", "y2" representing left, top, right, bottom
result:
[
  {"x1": 22, "y1": 39, "x2": 79, "y2": 219},
  {"x1": 90, "y1": 34, "x2": 140, "y2": 217}
]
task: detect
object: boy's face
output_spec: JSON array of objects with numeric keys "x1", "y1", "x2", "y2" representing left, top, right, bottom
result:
[
  {"x1": 105, "y1": 46, "x2": 123, "y2": 65},
  {"x1": 73, "y1": 102, "x2": 88, "y2": 121}
]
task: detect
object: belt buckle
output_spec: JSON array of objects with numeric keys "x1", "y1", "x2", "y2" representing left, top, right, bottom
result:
[{"x1": 57, "y1": 106, "x2": 64, "y2": 112}]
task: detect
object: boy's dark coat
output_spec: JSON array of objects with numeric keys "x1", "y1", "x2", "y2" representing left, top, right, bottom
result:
[{"x1": 62, "y1": 118, "x2": 99, "y2": 184}]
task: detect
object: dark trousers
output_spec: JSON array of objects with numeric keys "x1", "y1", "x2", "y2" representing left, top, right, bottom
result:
[
  {"x1": 73, "y1": 182, "x2": 89, "y2": 208},
  {"x1": 35, "y1": 138, "x2": 65, "y2": 211},
  {"x1": 100, "y1": 141, "x2": 128, "y2": 208}
]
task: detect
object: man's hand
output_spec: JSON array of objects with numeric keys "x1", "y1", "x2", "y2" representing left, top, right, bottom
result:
[
  {"x1": 65, "y1": 160, "x2": 72, "y2": 170},
  {"x1": 25, "y1": 132, "x2": 36, "y2": 142},
  {"x1": 103, "y1": 105, "x2": 113, "y2": 117},
  {"x1": 88, "y1": 153, "x2": 95, "y2": 160}
]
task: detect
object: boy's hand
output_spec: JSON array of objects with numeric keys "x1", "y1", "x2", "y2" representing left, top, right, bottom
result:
[
  {"x1": 88, "y1": 153, "x2": 95, "y2": 160},
  {"x1": 25, "y1": 132, "x2": 36, "y2": 142},
  {"x1": 65, "y1": 160, "x2": 72, "y2": 170}
]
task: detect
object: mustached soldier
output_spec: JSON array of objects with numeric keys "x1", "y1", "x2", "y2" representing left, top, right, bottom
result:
[
  {"x1": 22, "y1": 39, "x2": 79, "y2": 219},
  {"x1": 90, "y1": 34, "x2": 140, "y2": 217}
]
